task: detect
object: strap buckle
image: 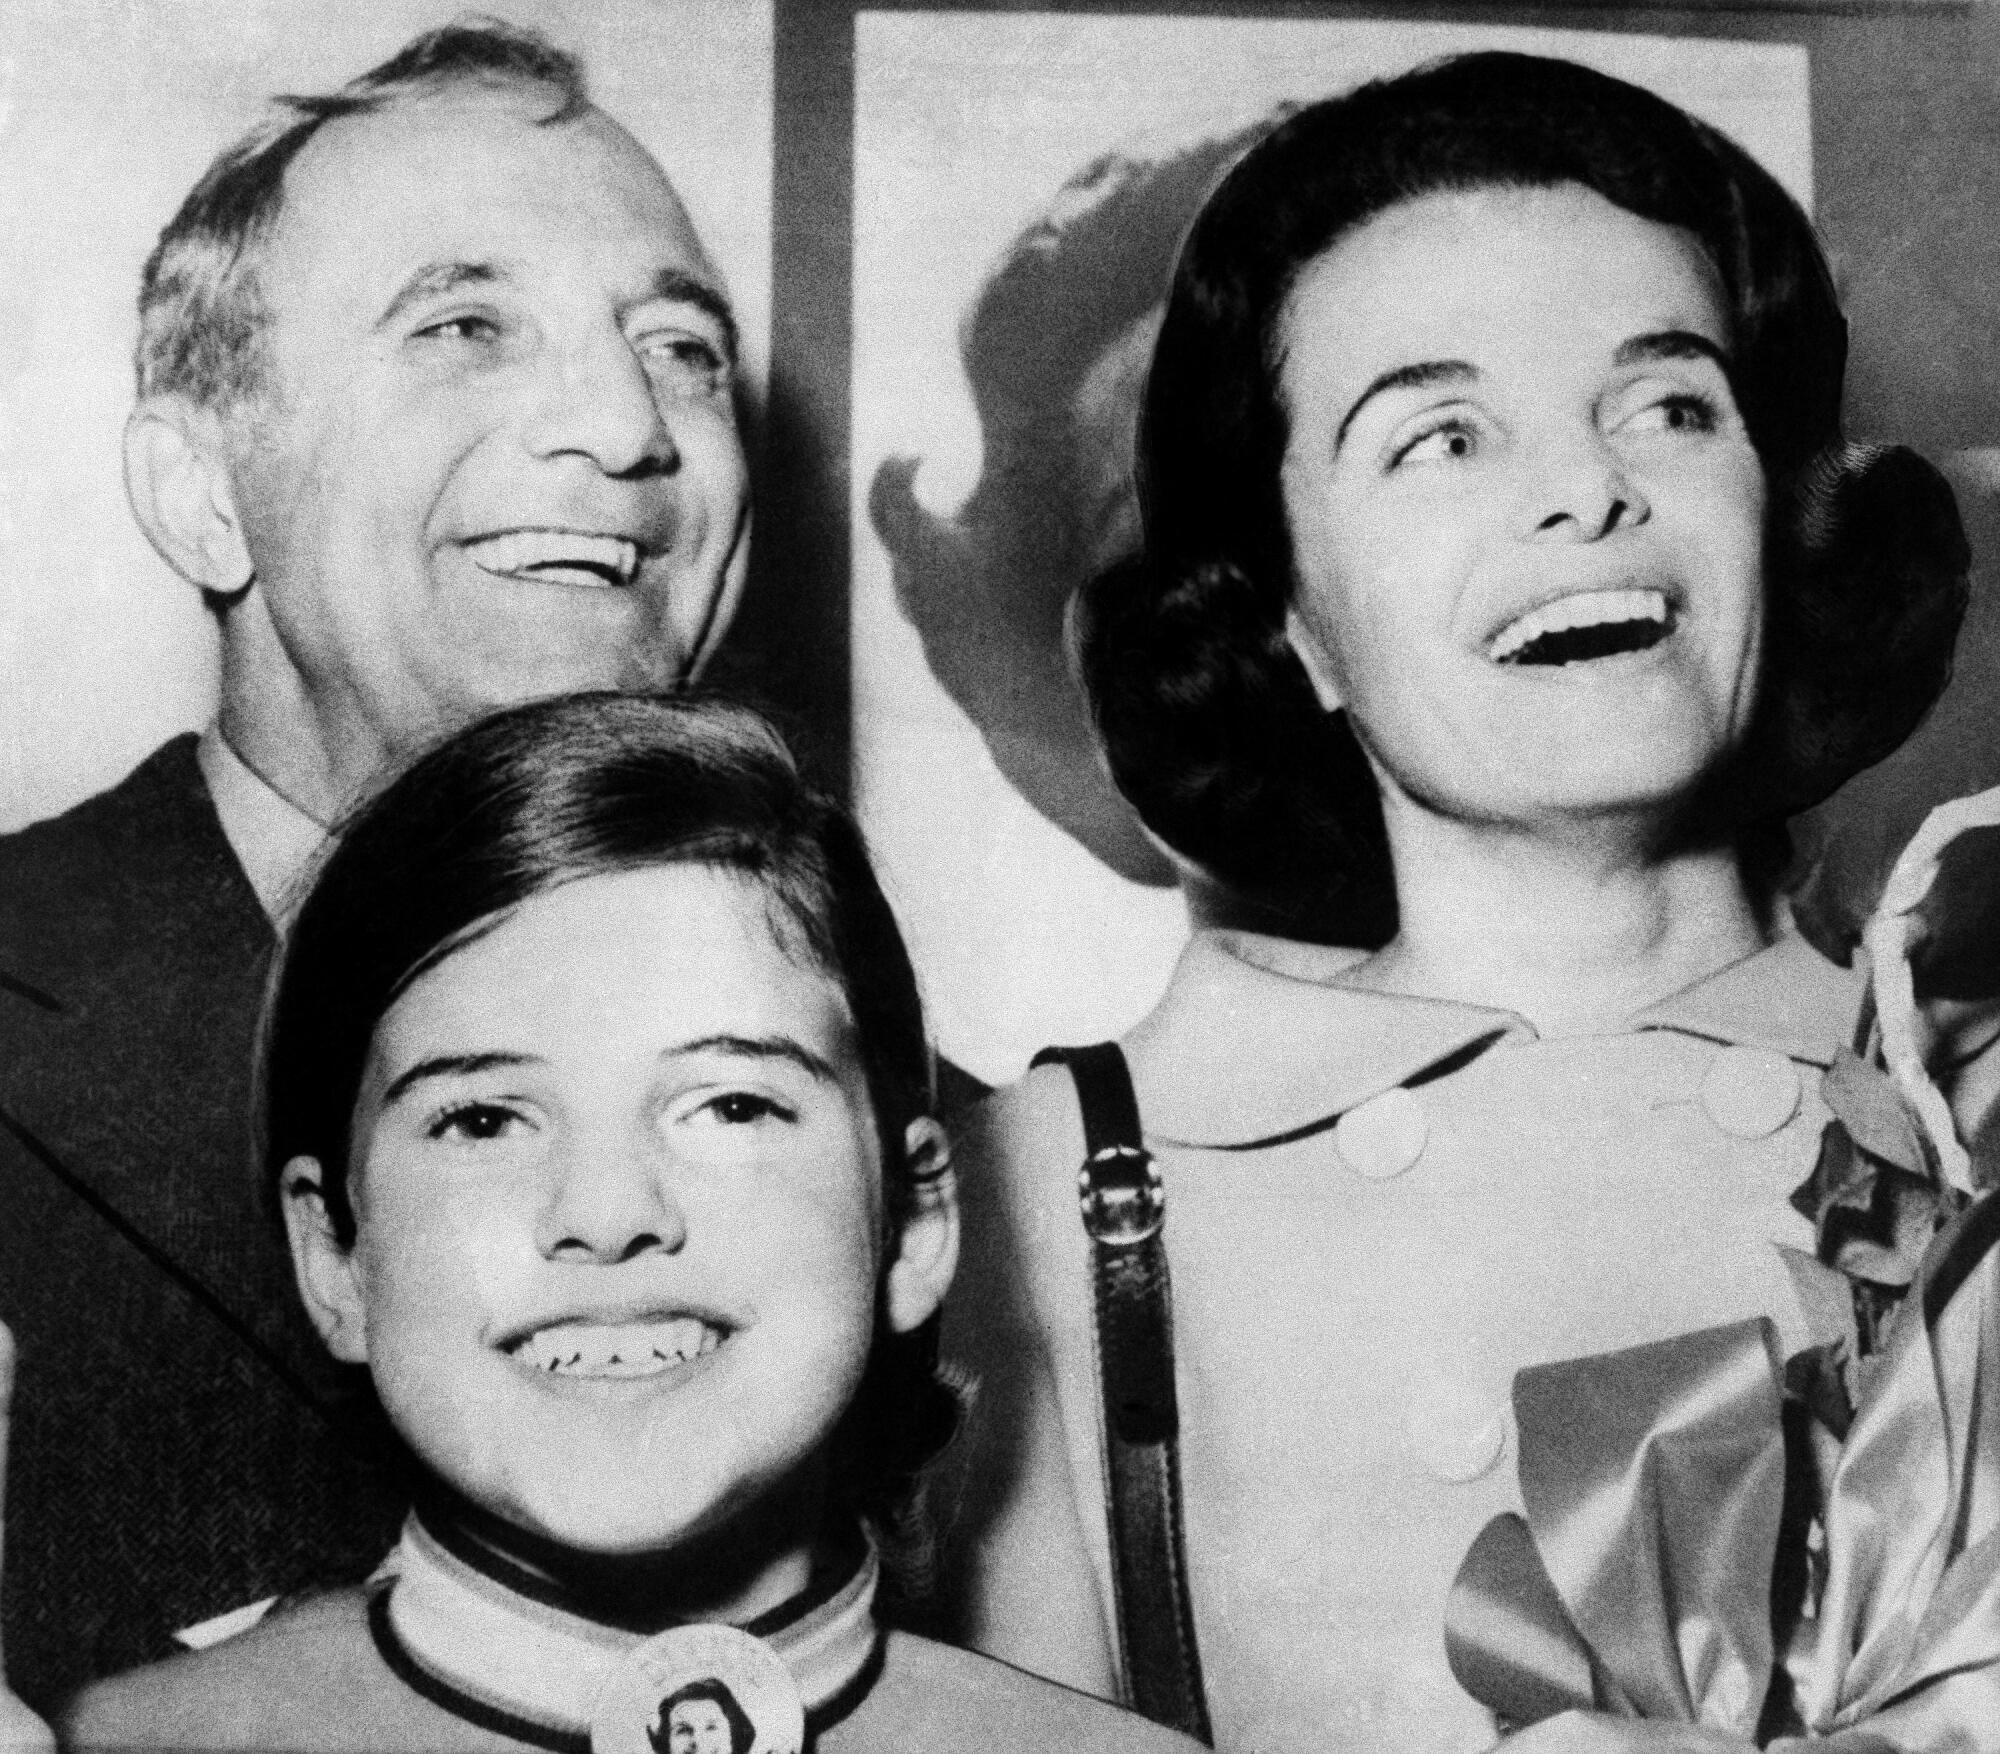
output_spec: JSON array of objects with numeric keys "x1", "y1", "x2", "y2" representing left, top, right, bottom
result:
[{"x1": 1078, "y1": 1144, "x2": 1165, "y2": 1245}]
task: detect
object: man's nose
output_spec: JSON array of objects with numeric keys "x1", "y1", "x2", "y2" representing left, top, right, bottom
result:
[
  {"x1": 1518, "y1": 428, "x2": 1649, "y2": 542},
  {"x1": 524, "y1": 330, "x2": 678, "y2": 478},
  {"x1": 534, "y1": 1127, "x2": 689, "y2": 1264}
]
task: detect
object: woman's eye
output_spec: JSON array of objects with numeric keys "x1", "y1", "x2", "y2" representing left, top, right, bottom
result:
[
  {"x1": 1392, "y1": 420, "x2": 1478, "y2": 468},
  {"x1": 427, "y1": 1101, "x2": 523, "y2": 1143},
  {"x1": 637, "y1": 332, "x2": 729, "y2": 401},
  {"x1": 1621, "y1": 392, "x2": 1720, "y2": 438}
]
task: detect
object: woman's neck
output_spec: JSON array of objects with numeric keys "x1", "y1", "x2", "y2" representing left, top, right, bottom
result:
[
  {"x1": 1347, "y1": 800, "x2": 1771, "y2": 1035},
  {"x1": 415, "y1": 1470, "x2": 826, "y2": 1634}
]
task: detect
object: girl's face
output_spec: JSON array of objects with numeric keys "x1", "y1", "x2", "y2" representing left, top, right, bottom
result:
[
  {"x1": 1278, "y1": 181, "x2": 1767, "y2": 834},
  {"x1": 284, "y1": 864, "x2": 953, "y2": 1558}
]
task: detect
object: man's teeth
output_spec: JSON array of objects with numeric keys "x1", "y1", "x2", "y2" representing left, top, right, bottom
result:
[
  {"x1": 1489, "y1": 588, "x2": 1671, "y2": 665},
  {"x1": 512, "y1": 1317, "x2": 722, "y2": 1379},
  {"x1": 465, "y1": 531, "x2": 641, "y2": 588}
]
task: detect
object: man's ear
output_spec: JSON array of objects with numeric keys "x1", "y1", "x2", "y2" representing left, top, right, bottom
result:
[
  {"x1": 1282, "y1": 603, "x2": 1345, "y2": 714},
  {"x1": 123, "y1": 398, "x2": 255, "y2": 595},
  {"x1": 884, "y1": 1118, "x2": 958, "y2": 1334},
  {"x1": 280, "y1": 1156, "x2": 369, "y2": 1365}
]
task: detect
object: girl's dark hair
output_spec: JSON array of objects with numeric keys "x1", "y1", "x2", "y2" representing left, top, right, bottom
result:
[
  {"x1": 261, "y1": 691, "x2": 957, "y2": 1577},
  {"x1": 1078, "y1": 51, "x2": 1968, "y2": 943}
]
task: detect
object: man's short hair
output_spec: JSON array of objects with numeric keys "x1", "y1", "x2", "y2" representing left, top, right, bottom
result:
[{"x1": 135, "y1": 19, "x2": 590, "y2": 410}]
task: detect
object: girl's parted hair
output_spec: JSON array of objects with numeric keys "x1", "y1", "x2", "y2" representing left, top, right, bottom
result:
[
  {"x1": 261, "y1": 691, "x2": 955, "y2": 1569},
  {"x1": 1078, "y1": 51, "x2": 1968, "y2": 943}
]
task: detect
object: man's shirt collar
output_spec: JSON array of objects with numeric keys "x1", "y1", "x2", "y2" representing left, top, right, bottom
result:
[{"x1": 195, "y1": 725, "x2": 328, "y2": 926}]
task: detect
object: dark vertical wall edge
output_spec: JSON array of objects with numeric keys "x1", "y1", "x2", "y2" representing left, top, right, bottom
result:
[{"x1": 721, "y1": 0, "x2": 858, "y2": 796}]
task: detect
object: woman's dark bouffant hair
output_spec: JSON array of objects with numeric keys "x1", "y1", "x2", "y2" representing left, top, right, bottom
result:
[
  {"x1": 261, "y1": 691, "x2": 958, "y2": 1581},
  {"x1": 1078, "y1": 51, "x2": 1969, "y2": 944}
]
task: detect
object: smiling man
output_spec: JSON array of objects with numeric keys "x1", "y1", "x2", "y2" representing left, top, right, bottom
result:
[{"x1": 0, "y1": 23, "x2": 750, "y2": 1707}]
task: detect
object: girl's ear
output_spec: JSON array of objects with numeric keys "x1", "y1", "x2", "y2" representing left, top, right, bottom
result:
[
  {"x1": 1283, "y1": 604, "x2": 1346, "y2": 713},
  {"x1": 280, "y1": 1156, "x2": 370, "y2": 1365},
  {"x1": 884, "y1": 1119, "x2": 958, "y2": 1335}
]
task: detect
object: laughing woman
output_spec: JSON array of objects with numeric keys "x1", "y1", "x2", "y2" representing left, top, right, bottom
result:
[{"x1": 944, "y1": 53, "x2": 1971, "y2": 1754}]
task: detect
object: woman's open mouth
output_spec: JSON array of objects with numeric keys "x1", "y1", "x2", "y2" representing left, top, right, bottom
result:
[
  {"x1": 1487, "y1": 587, "x2": 1673, "y2": 666},
  {"x1": 504, "y1": 1316, "x2": 724, "y2": 1380}
]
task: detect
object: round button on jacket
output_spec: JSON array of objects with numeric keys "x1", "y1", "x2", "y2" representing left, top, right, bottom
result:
[
  {"x1": 1335, "y1": 1087, "x2": 1429, "y2": 1180},
  {"x1": 1700, "y1": 1045, "x2": 1801, "y2": 1140},
  {"x1": 1402, "y1": 1378, "x2": 1510, "y2": 1484}
]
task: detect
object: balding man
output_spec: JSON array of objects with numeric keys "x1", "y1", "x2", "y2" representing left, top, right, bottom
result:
[{"x1": 0, "y1": 23, "x2": 750, "y2": 1704}]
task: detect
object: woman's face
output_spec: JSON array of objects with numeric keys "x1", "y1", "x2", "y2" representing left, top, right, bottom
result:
[
  {"x1": 1278, "y1": 182, "x2": 1767, "y2": 833},
  {"x1": 289, "y1": 864, "x2": 949, "y2": 1558}
]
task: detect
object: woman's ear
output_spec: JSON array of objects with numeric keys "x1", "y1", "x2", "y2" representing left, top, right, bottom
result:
[
  {"x1": 884, "y1": 1119, "x2": 959, "y2": 1334},
  {"x1": 122, "y1": 398, "x2": 255, "y2": 596},
  {"x1": 1283, "y1": 604, "x2": 1345, "y2": 713},
  {"x1": 280, "y1": 1156, "x2": 369, "y2": 1365}
]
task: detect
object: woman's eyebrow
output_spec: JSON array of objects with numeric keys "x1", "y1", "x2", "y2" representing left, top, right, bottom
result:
[
  {"x1": 1336, "y1": 360, "x2": 1475, "y2": 450},
  {"x1": 1612, "y1": 329, "x2": 1730, "y2": 371},
  {"x1": 669, "y1": 1033, "x2": 839, "y2": 1083},
  {"x1": 381, "y1": 1051, "x2": 537, "y2": 1106}
]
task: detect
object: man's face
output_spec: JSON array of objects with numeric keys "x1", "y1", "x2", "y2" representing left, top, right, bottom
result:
[{"x1": 223, "y1": 85, "x2": 750, "y2": 769}]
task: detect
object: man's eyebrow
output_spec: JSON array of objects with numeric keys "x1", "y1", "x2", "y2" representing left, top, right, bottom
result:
[
  {"x1": 381, "y1": 1051, "x2": 537, "y2": 1107},
  {"x1": 670, "y1": 1033, "x2": 838, "y2": 1083},
  {"x1": 644, "y1": 269, "x2": 740, "y2": 366},
  {"x1": 377, "y1": 261, "x2": 506, "y2": 331},
  {"x1": 1335, "y1": 360, "x2": 1477, "y2": 451},
  {"x1": 1612, "y1": 329, "x2": 1732, "y2": 372}
]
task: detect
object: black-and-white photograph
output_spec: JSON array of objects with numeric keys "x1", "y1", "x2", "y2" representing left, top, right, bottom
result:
[{"x1": 4, "y1": 2, "x2": 2000, "y2": 1750}]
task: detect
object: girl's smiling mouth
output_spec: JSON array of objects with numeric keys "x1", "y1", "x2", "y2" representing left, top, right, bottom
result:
[
  {"x1": 1487, "y1": 586, "x2": 1674, "y2": 666},
  {"x1": 504, "y1": 1315, "x2": 727, "y2": 1380}
]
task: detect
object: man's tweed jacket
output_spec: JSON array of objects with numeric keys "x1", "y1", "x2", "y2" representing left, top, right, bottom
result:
[{"x1": 0, "y1": 736, "x2": 404, "y2": 1708}]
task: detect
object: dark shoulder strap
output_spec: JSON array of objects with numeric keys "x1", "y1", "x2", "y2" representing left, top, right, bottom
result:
[{"x1": 1034, "y1": 1043, "x2": 1212, "y2": 1744}]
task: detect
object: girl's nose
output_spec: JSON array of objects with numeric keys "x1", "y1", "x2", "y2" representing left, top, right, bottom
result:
[{"x1": 534, "y1": 1131, "x2": 688, "y2": 1263}]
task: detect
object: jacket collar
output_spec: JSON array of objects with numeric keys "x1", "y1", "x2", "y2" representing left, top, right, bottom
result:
[{"x1": 1128, "y1": 928, "x2": 1861, "y2": 1150}]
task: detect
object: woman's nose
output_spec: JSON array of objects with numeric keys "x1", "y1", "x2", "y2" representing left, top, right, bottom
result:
[
  {"x1": 523, "y1": 330, "x2": 679, "y2": 479},
  {"x1": 534, "y1": 1130, "x2": 689, "y2": 1264},
  {"x1": 1519, "y1": 429, "x2": 1650, "y2": 542}
]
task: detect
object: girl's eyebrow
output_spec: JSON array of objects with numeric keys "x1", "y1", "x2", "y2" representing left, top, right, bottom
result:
[
  {"x1": 1336, "y1": 359, "x2": 1475, "y2": 451},
  {"x1": 381, "y1": 1050, "x2": 538, "y2": 1107},
  {"x1": 670, "y1": 1033, "x2": 840, "y2": 1084}
]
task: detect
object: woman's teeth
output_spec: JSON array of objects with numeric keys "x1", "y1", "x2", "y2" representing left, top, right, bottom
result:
[
  {"x1": 1488, "y1": 587, "x2": 1671, "y2": 665},
  {"x1": 464, "y1": 531, "x2": 641, "y2": 589},
  {"x1": 511, "y1": 1316, "x2": 721, "y2": 1379}
]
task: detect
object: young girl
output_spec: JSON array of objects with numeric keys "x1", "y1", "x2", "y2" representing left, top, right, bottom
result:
[
  {"x1": 59, "y1": 692, "x2": 1195, "y2": 1753},
  {"x1": 943, "y1": 51, "x2": 1979, "y2": 1754}
]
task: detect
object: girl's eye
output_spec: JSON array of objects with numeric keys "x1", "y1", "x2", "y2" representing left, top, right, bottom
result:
[
  {"x1": 427, "y1": 1101, "x2": 524, "y2": 1143},
  {"x1": 637, "y1": 332, "x2": 729, "y2": 401},
  {"x1": 694, "y1": 1091, "x2": 793, "y2": 1128},
  {"x1": 1392, "y1": 419, "x2": 1479, "y2": 468}
]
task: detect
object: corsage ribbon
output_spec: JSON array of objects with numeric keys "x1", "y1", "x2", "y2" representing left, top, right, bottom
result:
[{"x1": 1445, "y1": 1191, "x2": 2000, "y2": 1749}]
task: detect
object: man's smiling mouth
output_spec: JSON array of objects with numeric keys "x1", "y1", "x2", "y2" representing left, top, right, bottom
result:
[
  {"x1": 506, "y1": 1316, "x2": 724, "y2": 1380},
  {"x1": 1488, "y1": 587, "x2": 1673, "y2": 666},
  {"x1": 464, "y1": 529, "x2": 643, "y2": 590}
]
